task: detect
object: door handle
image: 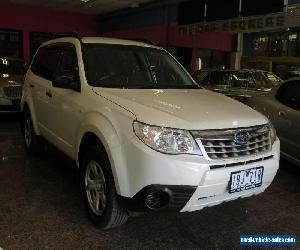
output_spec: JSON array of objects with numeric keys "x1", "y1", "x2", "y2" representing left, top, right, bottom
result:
[{"x1": 46, "y1": 91, "x2": 52, "y2": 98}]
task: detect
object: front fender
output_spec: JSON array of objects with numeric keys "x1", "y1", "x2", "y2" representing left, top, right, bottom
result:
[{"x1": 75, "y1": 112, "x2": 132, "y2": 195}]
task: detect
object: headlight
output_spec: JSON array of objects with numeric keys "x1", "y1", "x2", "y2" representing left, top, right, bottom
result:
[
  {"x1": 133, "y1": 121, "x2": 202, "y2": 155},
  {"x1": 269, "y1": 123, "x2": 277, "y2": 145}
]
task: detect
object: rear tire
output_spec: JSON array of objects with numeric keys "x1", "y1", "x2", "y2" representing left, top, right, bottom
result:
[
  {"x1": 23, "y1": 110, "x2": 44, "y2": 155},
  {"x1": 81, "y1": 145, "x2": 128, "y2": 229}
]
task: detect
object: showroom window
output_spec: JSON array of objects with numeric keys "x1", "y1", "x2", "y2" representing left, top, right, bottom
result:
[
  {"x1": 30, "y1": 32, "x2": 53, "y2": 60},
  {"x1": 252, "y1": 30, "x2": 300, "y2": 57},
  {"x1": 0, "y1": 29, "x2": 23, "y2": 58}
]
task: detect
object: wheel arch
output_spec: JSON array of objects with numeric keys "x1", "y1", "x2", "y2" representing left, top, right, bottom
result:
[{"x1": 76, "y1": 120, "x2": 127, "y2": 195}]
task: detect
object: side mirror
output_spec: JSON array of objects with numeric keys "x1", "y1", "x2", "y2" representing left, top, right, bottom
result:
[{"x1": 52, "y1": 73, "x2": 80, "y2": 92}]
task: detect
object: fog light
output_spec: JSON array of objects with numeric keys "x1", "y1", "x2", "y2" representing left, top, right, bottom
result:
[{"x1": 145, "y1": 191, "x2": 161, "y2": 210}]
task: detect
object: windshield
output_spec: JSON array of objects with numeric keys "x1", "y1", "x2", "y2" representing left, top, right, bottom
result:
[
  {"x1": 83, "y1": 44, "x2": 198, "y2": 89},
  {"x1": 0, "y1": 58, "x2": 25, "y2": 75}
]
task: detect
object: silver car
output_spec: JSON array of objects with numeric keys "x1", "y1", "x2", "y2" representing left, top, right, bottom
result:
[
  {"x1": 247, "y1": 79, "x2": 300, "y2": 166},
  {"x1": 0, "y1": 58, "x2": 26, "y2": 112},
  {"x1": 193, "y1": 69, "x2": 282, "y2": 103}
]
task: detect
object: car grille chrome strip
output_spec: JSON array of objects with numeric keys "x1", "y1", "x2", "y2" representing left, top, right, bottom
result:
[
  {"x1": 192, "y1": 125, "x2": 271, "y2": 160},
  {"x1": 3, "y1": 86, "x2": 22, "y2": 98},
  {"x1": 210, "y1": 155, "x2": 274, "y2": 170}
]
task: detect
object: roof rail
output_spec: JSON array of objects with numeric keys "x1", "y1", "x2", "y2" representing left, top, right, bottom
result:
[
  {"x1": 53, "y1": 32, "x2": 82, "y2": 40},
  {"x1": 126, "y1": 38, "x2": 157, "y2": 45}
]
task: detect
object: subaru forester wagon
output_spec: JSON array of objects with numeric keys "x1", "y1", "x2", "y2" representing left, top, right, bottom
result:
[{"x1": 21, "y1": 36, "x2": 280, "y2": 229}]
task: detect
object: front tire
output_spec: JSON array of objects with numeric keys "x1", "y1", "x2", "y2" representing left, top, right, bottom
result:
[{"x1": 81, "y1": 145, "x2": 128, "y2": 229}]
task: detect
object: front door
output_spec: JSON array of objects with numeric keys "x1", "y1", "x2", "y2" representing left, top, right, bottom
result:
[{"x1": 46, "y1": 43, "x2": 83, "y2": 157}]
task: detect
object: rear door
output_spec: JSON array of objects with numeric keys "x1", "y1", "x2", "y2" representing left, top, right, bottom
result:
[{"x1": 273, "y1": 81, "x2": 300, "y2": 160}]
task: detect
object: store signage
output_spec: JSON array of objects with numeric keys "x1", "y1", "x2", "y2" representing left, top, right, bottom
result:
[{"x1": 179, "y1": 12, "x2": 298, "y2": 35}]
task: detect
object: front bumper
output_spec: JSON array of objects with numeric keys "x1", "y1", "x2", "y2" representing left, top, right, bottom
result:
[
  {"x1": 115, "y1": 137, "x2": 280, "y2": 212},
  {"x1": 181, "y1": 154, "x2": 277, "y2": 212}
]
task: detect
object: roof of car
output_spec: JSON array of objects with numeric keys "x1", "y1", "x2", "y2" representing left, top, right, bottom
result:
[{"x1": 42, "y1": 36, "x2": 162, "y2": 50}]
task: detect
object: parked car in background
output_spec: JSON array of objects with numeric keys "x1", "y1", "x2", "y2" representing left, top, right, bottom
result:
[
  {"x1": 247, "y1": 79, "x2": 300, "y2": 166},
  {"x1": 193, "y1": 69, "x2": 282, "y2": 103},
  {"x1": 285, "y1": 69, "x2": 300, "y2": 80},
  {"x1": 0, "y1": 57, "x2": 26, "y2": 112}
]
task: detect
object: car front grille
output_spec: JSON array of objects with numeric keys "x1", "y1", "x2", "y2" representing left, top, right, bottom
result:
[
  {"x1": 192, "y1": 125, "x2": 271, "y2": 160},
  {"x1": 3, "y1": 86, "x2": 22, "y2": 98}
]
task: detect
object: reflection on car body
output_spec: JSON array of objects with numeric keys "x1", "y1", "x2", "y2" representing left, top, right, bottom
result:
[{"x1": 193, "y1": 69, "x2": 282, "y2": 103}]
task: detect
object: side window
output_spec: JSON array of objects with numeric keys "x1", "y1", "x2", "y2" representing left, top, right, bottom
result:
[
  {"x1": 31, "y1": 46, "x2": 61, "y2": 81},
  {"x1": 57, "y1": 47, "x2": 78, "y2": 79},
  {"x1": 53, "y1": 45, "x2": 80, "y2": 90},
  {"x1": 276, "y1": 81, "x2": 300, "y2": 111}
]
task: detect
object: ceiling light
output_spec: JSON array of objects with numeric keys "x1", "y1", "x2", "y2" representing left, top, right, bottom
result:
[{"x1": 81, "y1": 0, "x2": 90, "y2": 3}]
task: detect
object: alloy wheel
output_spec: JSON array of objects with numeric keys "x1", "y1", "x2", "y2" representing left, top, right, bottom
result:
[{"x1": 85, "y1": 160, "x2": 107, "y2": 216}]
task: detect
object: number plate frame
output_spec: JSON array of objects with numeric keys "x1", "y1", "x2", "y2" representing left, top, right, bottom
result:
[{"x1": 229, "y1": 167, "x2": 264, "y2": 194}]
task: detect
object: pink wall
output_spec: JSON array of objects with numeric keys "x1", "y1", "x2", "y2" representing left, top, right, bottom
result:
[
  {"x1": 0, "y1": 2, "x2": 97, "y2": 63},
  {"x1": 104, "y1": 24, "x2": 232, "y2": 52}
]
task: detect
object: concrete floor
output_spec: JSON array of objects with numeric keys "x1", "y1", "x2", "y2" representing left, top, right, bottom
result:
[{"x1": 0, "y1": 114, "x2": 299, "y2": 250}]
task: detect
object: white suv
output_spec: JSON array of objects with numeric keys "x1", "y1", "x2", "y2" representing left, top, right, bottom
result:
[{"x1": 22, "y1": 36, "x2": 280, "y2": 229}]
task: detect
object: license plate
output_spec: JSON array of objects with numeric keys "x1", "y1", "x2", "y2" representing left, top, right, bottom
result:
[{"x1": 229, "y1": 167, "x2": 264, "y2": 193}]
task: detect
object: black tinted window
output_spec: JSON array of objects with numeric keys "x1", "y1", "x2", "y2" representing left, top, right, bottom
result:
[
  {"x1": 83, "y1": 44, "x2": 197, "y2": 89},
  {"x1": 58, "y1": 49, "x2": 77, "y2": 75},
  {"x1": 31, "y1": 46, "x2": 61, "y2": 81},
  {"x1": 54, "y1": 46, "x2": 79, "y2": 89},
  {"x1": 276, "y1": 81, "x2": 300, "y2": 111}
]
